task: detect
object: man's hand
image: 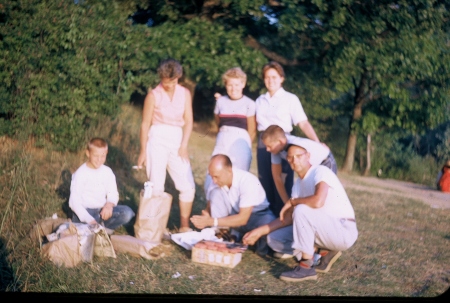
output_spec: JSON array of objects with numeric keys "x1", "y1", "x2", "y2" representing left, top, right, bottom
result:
[
  {"x1": 190, "y1": 209, "x2": 212, "y2": 229},
  {"x1": 100, "y1": 202, "x2": 114, "y2": 221},
  {"x1": 242, "y1": 227, "x2": 264, "y2": 246},
  {"x1": 280, "y1": 199, "x2": 293, "y2": 222}
]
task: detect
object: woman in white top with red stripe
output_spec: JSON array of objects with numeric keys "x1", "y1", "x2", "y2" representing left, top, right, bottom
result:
[
  {"x1": 204, "y1": 67, "x2": 256, "y2": 197},
  {"x1": 212, "y1": 67, "x2": 256, "y2": 170},
  {"x1": 137, "y1": 58, "x2": 195, "y2": 233}
]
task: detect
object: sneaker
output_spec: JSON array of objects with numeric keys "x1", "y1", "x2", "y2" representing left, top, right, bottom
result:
[
  {"x1": 315, "y1": 250, "x2": 342, "y2": 273},
  {"x1": 280, "y1": 265, "x2": 317, "y2": 282},
  {"x1": 273, "y1": 252, "x2": 294, "y2": 259}
]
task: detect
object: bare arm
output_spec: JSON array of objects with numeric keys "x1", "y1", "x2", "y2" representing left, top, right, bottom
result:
[
  {"x1": 137, "y1": 91, "x2": 155, "y2": 167},
  {"x1": 298, "y1": 120, "x2": 320, "y2": 142},
  {"x1": 272, "y1": 163, "x2": 290, "y2": 204},
  {"x1": 247, "y1": 115, "x2": 256, "y2": 142},
  {"x1": 243, "y1": 206, "x2": 294, "y2": 245},
  {"x1": 280, "y1": 181, "x2": 329, "y2": 221},
  {"x1": 179, "y1": 89, "x2": 193, "y2": 162},
  {"x1": 190, "y1": 206, "x2": 253, "y2": 229},
  {"x1": 214, "y1": 114, "x2": 220, "y2": 129}
]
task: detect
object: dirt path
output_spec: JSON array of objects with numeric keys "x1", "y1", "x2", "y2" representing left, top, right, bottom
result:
[
  {"x1": 338, "y1": 173, "x2": 450, "y2": 209},
  {"x1": 191, "y1": 124, "x2": 450, "y2": 210}
]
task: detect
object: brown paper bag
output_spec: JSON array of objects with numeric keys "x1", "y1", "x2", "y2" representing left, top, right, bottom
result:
[
  {"x1": 41, "y1": 223, "x2": 90, "y2": 268},
  {"x1": 42, "y1": 233, "x2": 81, "y2": 268},
  {"x1": 94, "y1": 228, "x2": 116, "y2": 259},
  {"x1": 29, "y1": 217, "x2": 70, "y2": 246},
  {"x1": 38, "y1": 222, "x2": 114, "y2": 267},
  {"x1": 110, "y1": 235, "x2": 160, "y2": 260},
  {"x1": 134, "y1": 191, "x2": 172, "y2": 244}
]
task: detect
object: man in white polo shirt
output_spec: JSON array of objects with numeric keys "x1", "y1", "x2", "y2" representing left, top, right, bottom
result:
[
  {"x1": 243, "y1": 142, "x2": 358, "y2": 282},
  {"x1": 261, "y1": 124, "x2": 337, "y2": 211},
  {"x1": 191, "y1": 154, "x2": 276, "y2": 256}
]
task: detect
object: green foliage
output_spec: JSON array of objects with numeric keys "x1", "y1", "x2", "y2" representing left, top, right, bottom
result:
[
  {"x1": 369, "y1": 135, "x2": 441, "y2": 187},
  {"x1": 0, "y1": 0, "x2": 140, "y2": 151}
]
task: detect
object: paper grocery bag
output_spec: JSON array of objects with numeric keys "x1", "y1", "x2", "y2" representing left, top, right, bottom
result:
[
  {"x1": 110, "y1": 235, "x2": 160, "y2": 260},
  {"x1": 29, "y1": 217, "x2": 70, "y2": 246},
  {"x1": 134, "y1": 191, "x2": 172, "y2": 244},
  {"x1": 41, "y1": 223, "x2": 88, "y2": 268},
  {"x1": 94, "y1": 227, "x2": 116, "y2": 259}
]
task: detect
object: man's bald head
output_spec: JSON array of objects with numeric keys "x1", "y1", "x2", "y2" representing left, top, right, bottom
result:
[
  {"x1": 208, "y1": 154, "x2": 233, "y2": 188},
  {"x1": 209, "y1": 154, "x2": 232, "y2": 169}
]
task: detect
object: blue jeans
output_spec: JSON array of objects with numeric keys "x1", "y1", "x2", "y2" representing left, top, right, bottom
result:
[
  {"x1": 209, "y1": 188, "x2": 277, "y2": 256},
  {"x1": 72, "y1": 205, "x2": 135, "y2": 230},
  {"x1": 321, "y1": 151, "x2": 338, "y2": 174}
]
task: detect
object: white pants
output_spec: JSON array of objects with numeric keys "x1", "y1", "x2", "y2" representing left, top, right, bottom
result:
[
  {"x1": 212, "y1": 125, "x2": 252, "y2": 171},
  {"x1": 267, "y1": 204, "x2": 358, "y2": 259},
  {"x1": 146, "y1": 124, "x2": 195, "y2": 202},
  {"x1": 205, "y1": 125, "x2": 252, "y2": 197}
]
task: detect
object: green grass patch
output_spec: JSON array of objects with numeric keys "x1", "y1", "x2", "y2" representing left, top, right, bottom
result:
[{"x1": 0, "y1": 104, "x2": 449, "y2": 297}]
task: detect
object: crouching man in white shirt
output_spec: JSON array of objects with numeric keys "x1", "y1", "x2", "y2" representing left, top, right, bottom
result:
[
  {"x1": 191, "y1": 154, "x2": 276, "y2": 256},
  {"x1": 243, "y1": 143, "x2": 358, "y2": 282}
]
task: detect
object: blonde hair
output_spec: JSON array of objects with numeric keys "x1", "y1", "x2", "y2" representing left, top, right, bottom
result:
[
  {"x1": 87, "y1": 137, "x2": 108, "y2": 151},
  {"x1": 222, "y1": 67, "x2": 247, "y2": 85}
]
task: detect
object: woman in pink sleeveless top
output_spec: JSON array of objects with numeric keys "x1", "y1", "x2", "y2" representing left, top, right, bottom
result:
[{"x1": 137, "y1": 58, "x2": 195, "y2": 233}]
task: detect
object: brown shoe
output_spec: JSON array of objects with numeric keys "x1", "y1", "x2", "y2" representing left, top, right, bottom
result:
[{"x1": 314, "y1": 250, "x2": 342, "y2": 273}]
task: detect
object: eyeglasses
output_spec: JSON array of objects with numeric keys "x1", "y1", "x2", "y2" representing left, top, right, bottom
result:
[{"x1": 286, "y1": 152, "x2": 307, "y2": 162}]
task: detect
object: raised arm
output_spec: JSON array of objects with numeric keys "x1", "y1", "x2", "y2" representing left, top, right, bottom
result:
[{"x1": 297, "y1": 120, "x2": 320, "y2": 142}]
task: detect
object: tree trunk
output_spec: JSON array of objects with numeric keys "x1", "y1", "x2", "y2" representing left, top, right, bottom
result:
[
  {"x1": 342, "y1": 132, "x2": 357, "y2": 172},
  {"x1": 363, "y1": 133, "x2": 371, "y2": 176},
  {"x1": 341, "y1": 71, "x2": 368, "y2": 173}
]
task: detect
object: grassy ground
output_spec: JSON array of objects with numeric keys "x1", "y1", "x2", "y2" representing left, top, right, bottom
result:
[{"x1": 1, "y1": 104, "x2": 449, "y2": 298}]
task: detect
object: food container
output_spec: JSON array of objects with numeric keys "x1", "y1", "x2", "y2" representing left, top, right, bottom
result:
[{"x1": 192, "y1": 240, "x2": 243, "y2": 268}]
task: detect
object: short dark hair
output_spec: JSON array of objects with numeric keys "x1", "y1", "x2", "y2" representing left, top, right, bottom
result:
[
  {"x1": 157, "y1": 58, "x2": 183, "y2": 79},
  {"x1": 262, "y1": 61, "x2": 285, "y2": 79},
  {"x1": 261, "y1": 124, "x2": 286, "y2": 142}
]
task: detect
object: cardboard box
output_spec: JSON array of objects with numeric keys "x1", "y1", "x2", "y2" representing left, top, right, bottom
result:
[{"x1": 191, "y1": 240, "x2": 245, "y2": 268}]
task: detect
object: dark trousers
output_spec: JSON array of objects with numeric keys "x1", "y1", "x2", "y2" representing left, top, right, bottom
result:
[{"x1": 256, "y1": 143, "x2": 293, "y2": 217}]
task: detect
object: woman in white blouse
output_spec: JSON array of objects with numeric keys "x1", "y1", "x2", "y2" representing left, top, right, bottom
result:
[{"x1": 255, "y1": 61, "x2": 322, "y2": 216}]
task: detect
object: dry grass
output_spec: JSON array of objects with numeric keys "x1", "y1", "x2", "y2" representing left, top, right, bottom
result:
[{"x1": 1, "y1": 104, "x2": 449, "y2": 298}]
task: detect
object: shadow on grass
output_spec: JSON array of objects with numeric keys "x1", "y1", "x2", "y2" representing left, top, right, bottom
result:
[
  {"x1": 56, "y1": 169, "x2": 73, "y2": 219},
  {"x1": 0, "y1": 237, "x2": 20, "y2": 292}
]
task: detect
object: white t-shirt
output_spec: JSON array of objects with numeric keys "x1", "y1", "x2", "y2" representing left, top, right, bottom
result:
[
  {"x1": 206, "y1": 168, "x2": 270, "y2": 213},
  {"x1": 214, "y1": 95, "x2": 256, "y2": 130},
  {"x1": 291, "y1": 165, "x2": 355, "y2": 219},
  {"x1": 69, "y1": 163, "x2": 119, "y2": 223},
  {"x1": 271, "y1": 134, "x2": 330, "y2": 166},
  {"x1": 255, "y1": 88, "x2": 308, "y2": 132}
]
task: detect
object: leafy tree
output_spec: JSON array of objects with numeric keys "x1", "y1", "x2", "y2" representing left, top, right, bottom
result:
[
  {"x1": 0, "y1": 0, "x2": 142, "y2": 150},
  {"x1": 0, "y1": 0, "x2": 268, "y2": 150},
  {"x1": 138, "y1": 0, "x2": 450, "y2": 172}
]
